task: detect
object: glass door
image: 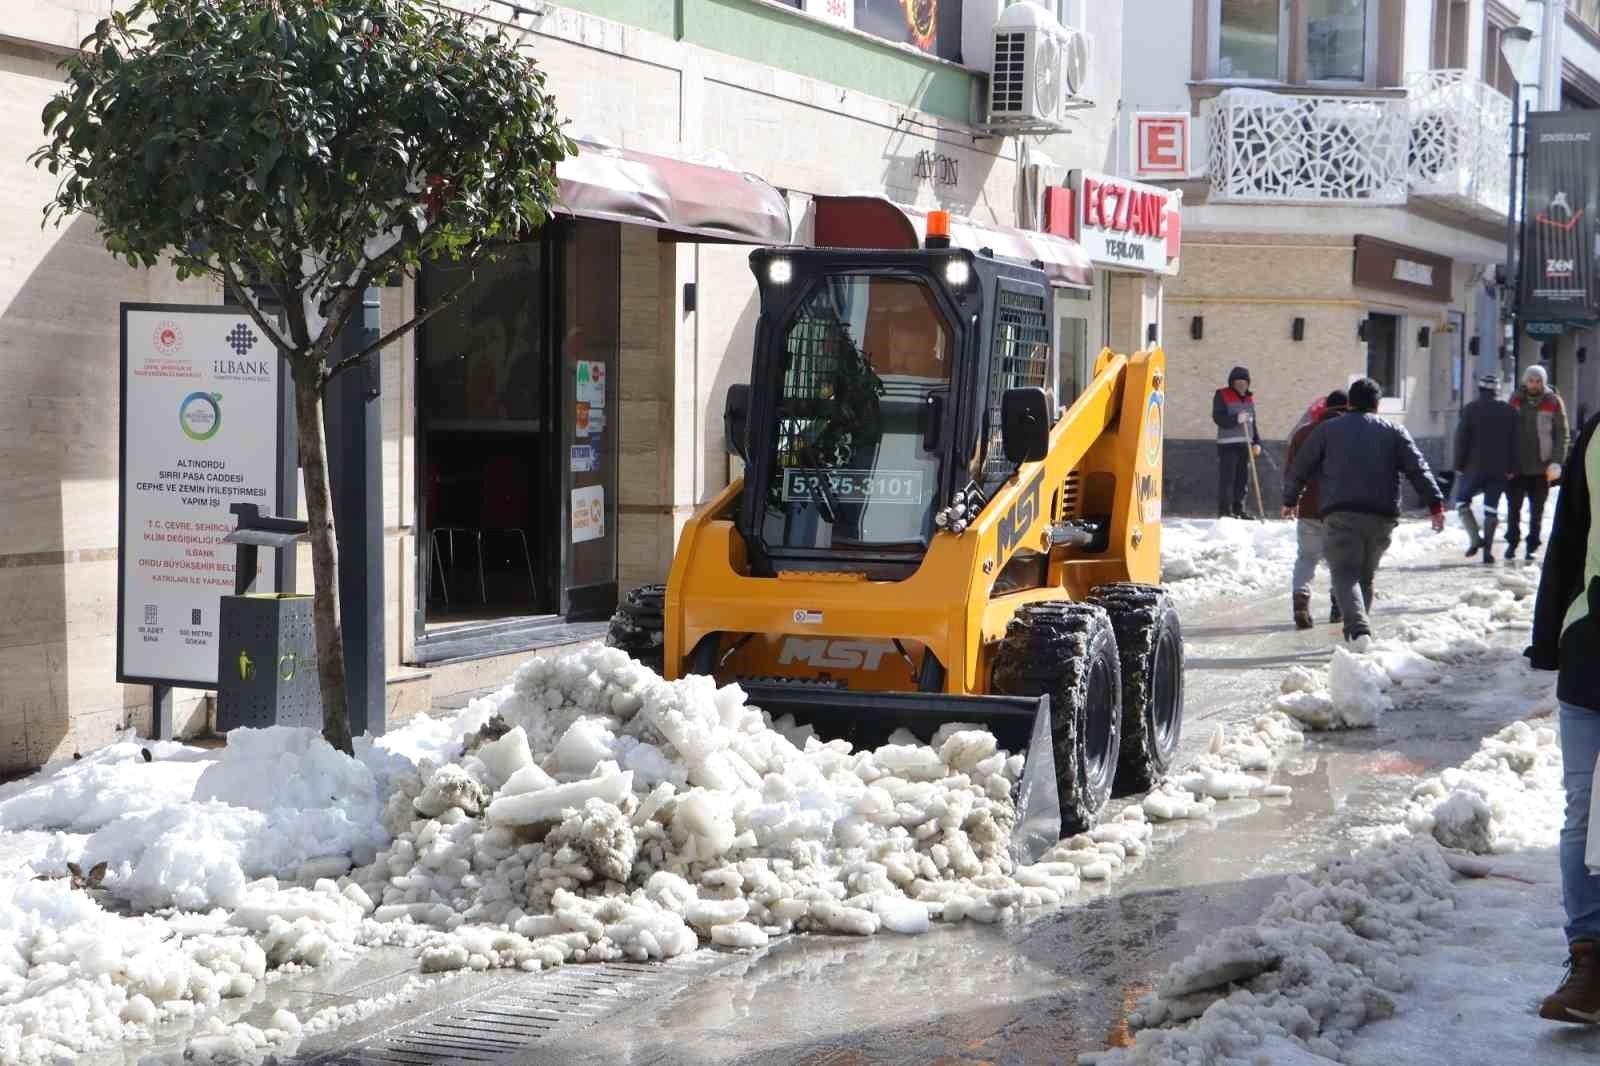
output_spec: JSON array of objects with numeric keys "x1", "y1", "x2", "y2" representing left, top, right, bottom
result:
[
  {"x1": 416, "y1": 242, "x2": 555, "y2": 627},
  {"x1": 559, "y1": 220, "x2": 621, "y2": 620}
]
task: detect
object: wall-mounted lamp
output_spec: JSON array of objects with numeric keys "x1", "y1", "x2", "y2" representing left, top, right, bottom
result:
[
  {"x1": 1357, "y1": 320, "x2": 1368, "y2": 342},
  {"x1": 1146, "y1": 323, "x2": 1158, "y2": 345},
  {"x1": 1417, "y1": 326, "x2": 1431, "y2": 349},
  {"x1": 683, "y1": 282, "x2": 697, "y2": 314},
  {"x1": 1580, "y1": 346, "x2": 1590, "y2": 365},
  {"x1": 1190, "y1": 315, "x2": 1203, "y2": 341},
  {"x1": 1469, "y1": 336, "x2": 1480, "y2": 357},
  {"x1": 1291, "y1": 317, "x2": 1305, "y2": 342}
]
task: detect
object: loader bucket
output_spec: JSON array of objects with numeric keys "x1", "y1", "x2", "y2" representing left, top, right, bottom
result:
[{"x1": 739, "y1": 683, "x2": 1061, "y2": 864}]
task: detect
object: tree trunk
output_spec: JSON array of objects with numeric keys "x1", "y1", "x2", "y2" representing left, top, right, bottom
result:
[{"x1": 293, "y1": 374, "x2": 353, "y2": 755}]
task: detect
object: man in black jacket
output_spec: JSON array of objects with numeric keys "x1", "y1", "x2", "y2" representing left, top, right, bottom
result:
[
  {"x1": 1453, "y1": 373, "x2": 1519, "y2": 564},
  {"x1": 1213, "y1": 366, "x2": 1261, "y2": 518},
  {"x1": 1527, "y1": 412, "x2": 1600, "y2": 1023},
  {"x1": 1281, "y1": 378, "x2": 1445, "y2": 643}
]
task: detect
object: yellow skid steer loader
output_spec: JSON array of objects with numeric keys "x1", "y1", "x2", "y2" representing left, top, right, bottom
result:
[{"x1": 608, "y1": 229, "x2": 1182, "y2": 862}]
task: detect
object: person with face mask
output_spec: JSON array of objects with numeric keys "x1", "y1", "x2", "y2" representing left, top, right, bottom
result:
[
  {"x1": 1508, "y1": 364, "x2": 1571, "y2": 561},
  {"x1": 1213, "y1": 366, "x2": 1261, "y2": 519}
]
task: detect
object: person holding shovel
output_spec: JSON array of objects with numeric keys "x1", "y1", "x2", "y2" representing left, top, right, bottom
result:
[{"x1": 1213, "y1": 366, "x2": 1262, "y2": 518}]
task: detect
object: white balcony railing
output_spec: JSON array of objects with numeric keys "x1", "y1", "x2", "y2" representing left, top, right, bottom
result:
[
  {"x1": 1201, "y1": 72, "x2": 1511, "y2": 218},
  {"x1": 1406, "y1": 69, "x2": 1512, "y2": 221},
  {"x1": 1205, "y1": 89, "x2": 1411, "y2": 205}
]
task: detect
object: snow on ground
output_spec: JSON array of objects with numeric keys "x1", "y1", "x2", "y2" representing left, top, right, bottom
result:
[
  {"x1": 1082, "y1": 552, "x2": 1574, "y2": 1065},
  {"x1": 0, "y1": 642, "x2": 1309, "y2": 1064},
  {"x1": 1161, "y1": 505, "x2": 1503, "y2": 607}
]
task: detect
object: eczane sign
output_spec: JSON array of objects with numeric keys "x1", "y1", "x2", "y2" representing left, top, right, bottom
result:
[{"x1": 1048, "y1": 171, "x2": 1181, "y2": 275}]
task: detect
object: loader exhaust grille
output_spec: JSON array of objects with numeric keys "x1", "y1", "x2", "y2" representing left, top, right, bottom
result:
[
  {"x1": 981, "y1": 286, "x2": 1050, "y2": 494},
  {"x1": 1056, "y1": 470, "x2": 1081, "y2": 521}
]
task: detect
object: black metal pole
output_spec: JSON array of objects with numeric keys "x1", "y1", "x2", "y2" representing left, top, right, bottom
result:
[
  {"x1": 325, "y1": 288, "x2": 386, "y2": 738},
  {"x1": 1513, "y1": 99, "x2": 1533, "y2": 382},
  {"x1": 1505, "y1": 83, "x2": 1521, "y2": 381}
]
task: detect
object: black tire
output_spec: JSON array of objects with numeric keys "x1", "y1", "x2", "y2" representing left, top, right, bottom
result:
[
  {"x1": 1090, "y1": 583, "x2": 1184, "y2": 796},
  {"x1": 606, "y1": 585, "x2": 665, "y2": 674},
  {"x1": 992, "y1": 602, "x2": 1122, "y2": 836}
]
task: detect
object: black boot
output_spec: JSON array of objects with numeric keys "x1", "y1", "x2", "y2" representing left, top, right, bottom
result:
[
  {"x1": 1293, "y1": 592, "x2": 1313, "y2": 630},
  {"x1": 1329, "y1": 592, "x2": 1342, "y2": 625},
  {"x1": 1482, "y1": 515, "x2": 1498, "y2": 565},
  {"x1": 1460, "y1": 505, "x2": 1482, "y2": 556}
]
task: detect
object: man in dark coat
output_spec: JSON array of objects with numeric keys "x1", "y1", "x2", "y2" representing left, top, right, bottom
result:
[
  {"x1": 1452, "y1": 373, "x2": 1519, "y2": 564},
  {"x1": 1280, "y1": 378, "x2": 1445, "y2": 643},
  {"x1": 1285, "y1": 389, "x2": 1348, "y2": 629},
  {"x1": 1507, "y1": 364, "x2": 1572, "y2": 560},
  {"x1": 1526, "y1": 412, "x2": 1600, "y2": 1023},
  {"x1": 1213, "y1": 366, "x2": 1261, "y2": 518}
]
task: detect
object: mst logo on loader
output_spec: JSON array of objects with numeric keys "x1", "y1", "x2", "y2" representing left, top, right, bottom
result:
[
  {"x1": 995, "y1": 470, "x2": 1044, "y2": 568},
  {"x1": 778, "y1": 638, "x2": 898, "y2": 671}
]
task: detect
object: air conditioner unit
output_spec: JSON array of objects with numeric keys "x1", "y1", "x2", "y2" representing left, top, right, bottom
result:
[{"x1": 987, "y1": 3, "x2": 1088, "y2": 132}]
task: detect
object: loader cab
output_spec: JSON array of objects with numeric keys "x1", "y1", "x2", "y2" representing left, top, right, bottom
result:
[{"x1": 736, "y1": 247, "x2": 1054, "y2": 580}]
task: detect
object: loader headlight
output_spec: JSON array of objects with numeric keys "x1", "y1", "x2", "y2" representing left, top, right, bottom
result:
[
  {"x1": 767, "y1": 258, "x2": 793, "y2": 284},
  {"x1": 944, "y1": 259, "x2": 971, "y2": 288}
]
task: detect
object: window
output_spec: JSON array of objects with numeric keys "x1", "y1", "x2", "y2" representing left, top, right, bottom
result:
[
  {"x1": 977, "y1": 287, "x2": 1052, "y2": 496},
  {"x1": 1574, "y1": 0, "x2": 1600, "y2": 39},
  {"x1": 1364, "y1": 311, "x2": 1404, "y2": 401},
  {"x1": 1306, "y1": 0, "x2": 1372, "y2": 82},
  {"x1": 761, "y1": 276, "x2": 952, "y2": 554},
  {"x1": 1216, "y1": 0, "x2": 1284, "y2": 80}
]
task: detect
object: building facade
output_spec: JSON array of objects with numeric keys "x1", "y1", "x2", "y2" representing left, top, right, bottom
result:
[
  {"x1": 1122, "y1": 0, "x2": 1530, "y2": 513},
  {"x1": 0, "y1": 0, "x2": 1129, "y2": 771}
]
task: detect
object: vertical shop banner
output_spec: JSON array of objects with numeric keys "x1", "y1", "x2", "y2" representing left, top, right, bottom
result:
[
  {"x1": 1520, "y1": 111, "x2": 1600, "y2": 322},
  {"x1": 118, "y1": 305, "x2": 287, "y2": 687}
]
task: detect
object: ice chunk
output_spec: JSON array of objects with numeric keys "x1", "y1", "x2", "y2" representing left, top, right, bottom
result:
[{"x1": 486, "y1": 770, "x2": 633, "y2": 825}]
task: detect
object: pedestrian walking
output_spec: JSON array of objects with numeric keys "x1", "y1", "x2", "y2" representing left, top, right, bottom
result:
[
  {"x1": 1285, "y1": 389, "x2": 1349, "y2": 630},
  {"x1": 1507, "y1": 364, "x2": 1571, "y2": 561},
  {"x1": 1280, "y1": 377, "x2": 1445, "y2": 644},
  {"x1": 1526, "y1": 411, "x2": 1600, "y2": 1024},
  {"x1": 1452, "y1": 373, "x2": 1519, "y2": 565},
  {"x1": 1213, "y1": 366, "x2": 1262, "y2": 519}
]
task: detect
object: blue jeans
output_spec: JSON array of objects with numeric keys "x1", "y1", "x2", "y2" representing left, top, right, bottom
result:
[
  {"x1": 1452, "y1": 472, "x2": 1507, "y2": 514},
  {"x1": 1561, "y1": 700, "x2": 1600, "y2": 943}
]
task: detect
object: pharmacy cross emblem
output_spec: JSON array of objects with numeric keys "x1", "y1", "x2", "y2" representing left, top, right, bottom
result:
[{"x1": 226, "y1": 323, "x2": 257, "y2": 357}]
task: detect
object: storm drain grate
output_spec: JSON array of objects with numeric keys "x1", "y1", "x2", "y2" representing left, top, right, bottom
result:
[{"x1": 315, "y1": 953, "x2": 735, "y2": 1065}]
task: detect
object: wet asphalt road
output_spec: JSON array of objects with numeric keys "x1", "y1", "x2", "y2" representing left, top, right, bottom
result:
[{"x1": 505, "y1": 548, "x2": 1548, "y2": 1066}]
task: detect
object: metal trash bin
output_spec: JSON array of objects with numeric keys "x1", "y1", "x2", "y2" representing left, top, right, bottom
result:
[{"x1": 216, "y1": 504, "x2": 324, "y2": 731}]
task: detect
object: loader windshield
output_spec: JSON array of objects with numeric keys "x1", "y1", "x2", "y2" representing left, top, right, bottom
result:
[{"x1": 761, "y1": 275, "x2": 951, "y2": 554}]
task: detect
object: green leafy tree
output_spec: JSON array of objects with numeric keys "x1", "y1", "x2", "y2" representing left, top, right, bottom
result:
[{"x1": 34, "y1": 0, "x2": 575, "y2": 753}]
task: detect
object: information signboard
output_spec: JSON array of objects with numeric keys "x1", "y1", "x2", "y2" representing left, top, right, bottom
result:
[{"x1": 117, "y1": 304, "x2": 289, "y2": 688}]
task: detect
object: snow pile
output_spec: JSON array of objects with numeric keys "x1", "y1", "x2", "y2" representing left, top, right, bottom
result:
[
  {"x1": 338, "y1": 646, "x2": 1089, "y2": 971},
  {"x1": 0, "y1": 878, "x2": 269, "y2": 1064},
  {"x1": 1161, "y1": 514, "x2": 1469, "y2": 606},
  {"x1": 1273, "y1": 580, "x2": 1536, "y2": 732},
  {"x1": 0, "y1": 738, "x2": 212, "y2": 833},
  {"x1": 1081, "y1": 840, "x2": 1457, "y2": 1066},
  {"x1": 1153, "y1": 714, "x2": 1303, "y2": 806},
  {"x1": 1401, "y1": 720, "x2": 1563, "y2": 855}
]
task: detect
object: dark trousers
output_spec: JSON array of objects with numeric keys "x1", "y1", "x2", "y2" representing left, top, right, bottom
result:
[
  {"x1": 1217, "y1": 444, "x2": 1250, "y2": 517},
  {"x1": 1506, "y1": 475, "x2": 1550, "y2": 551},
  {"x1": 1323, "y1": 512, "x2": 1395, "y2": 640}
]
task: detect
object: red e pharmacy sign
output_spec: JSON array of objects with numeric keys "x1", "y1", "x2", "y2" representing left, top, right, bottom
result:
[{"x1": 1133, "y1": 113, "x2": 1188, "y2": 178}]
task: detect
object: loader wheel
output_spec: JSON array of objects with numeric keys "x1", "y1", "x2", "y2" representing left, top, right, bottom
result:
[
  {"x1": 606, "y1": 584, "x2": 665, "y2": 675},
  {"x1": 992, "y1": 602, "x2": 1122, "y2": 836},
  {"x1": 1090, "y1": 584, "x2": 1184, "y2": 796}
]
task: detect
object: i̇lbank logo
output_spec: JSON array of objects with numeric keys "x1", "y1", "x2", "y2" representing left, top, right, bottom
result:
[{"x1": 1537, "y1": 191, "x2": 1582, "y2": 231}]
